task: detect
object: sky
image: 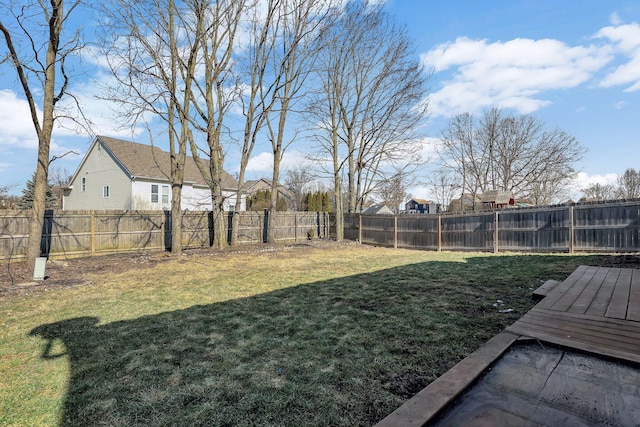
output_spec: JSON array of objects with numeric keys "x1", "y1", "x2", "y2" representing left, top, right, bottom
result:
[{"x1": 1, "y1": 0, "x2": 639, "y2": 201}]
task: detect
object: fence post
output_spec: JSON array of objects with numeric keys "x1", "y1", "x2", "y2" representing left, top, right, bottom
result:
[
  {"x1": 437, "y1": 215, "x2": 442, "y2": 252},
  {"x1": 90, "y1": 211, "x2": 96, "y2": 256},
  {"x1": 325, "y1": 212, "x2": 329, "y2": 238},
  {"x1": 394, "y1": 215, "x2": 398, "y2": 249},
  {"x1": 294, "y1": 212, "x2": 298, "y2": 242},
  {"x1": 494, "y1": 211, "x2": 499, "y2": 254},
  {"x1": 569, "y1": 206, "x2": 574, "y2": 254},
  {"x1": 359, "y1": 214, "x2": 362, "y2": 243}
]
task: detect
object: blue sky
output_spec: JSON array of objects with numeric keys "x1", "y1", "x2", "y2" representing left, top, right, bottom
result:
[
  {"x1": 1, "y1": 0, "x2": 639, "y2": 200},
  {"x1": 387, "y1": 0, "x2": 640, "y2": 198}
]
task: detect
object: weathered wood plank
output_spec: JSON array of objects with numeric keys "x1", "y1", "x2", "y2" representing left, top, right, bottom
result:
[
  {"x1": 627, "y1": 269, "x2": 640, "y2": 322},
  {"x1": 535, "y1": 265, "x2": 590, "y2": 310},
  {"x1": 532, "y1": 279, "x2": 560, "y2": 301},
  {"x1": 548, "y1": 266, "x2": 601, "y2": 312},
  {"x1": 508, "y1": 265, "x2": 640, "y2": 365},
  {"x1": 507, "y1": 309, "x2": 640, "y2": 363},
  {"x1": 585, "y1": 268, "x2": 620, "y2": 317},
  {"x1": 567, "y1": 266, "x2": 609, "y2": 314},
  {"x1": 605, "y1": 268, "x2": 632, "y2": 319}
]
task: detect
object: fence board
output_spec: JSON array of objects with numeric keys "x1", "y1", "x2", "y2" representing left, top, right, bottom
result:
[
  {"x1": 2, "y1": 200, "x2": 640, "y2": 261},
  {"x1": 353, "y1": 199, "x2": 640, "y2": 253},
  {"x1": 0, "y1": 210, "x2": 331, "y2": 261}
]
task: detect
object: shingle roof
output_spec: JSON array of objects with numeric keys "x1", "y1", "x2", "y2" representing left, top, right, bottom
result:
[
  {"x1": 412, "y1": 198, "x2": 431, "y2": 204},
  {"x1": 98, "y1": 136, "x2": 238, "y2": 190},
  {"x1": 363, "y1": 204, "x2": 394, "y2": 215},
  {"x1": 481, "y1": 190, "x2": 514, "y2": 204}
]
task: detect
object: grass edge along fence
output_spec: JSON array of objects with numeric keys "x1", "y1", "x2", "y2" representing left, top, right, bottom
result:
[
  {"x1": 346, "y1": 199, "x2": 640, "y2": 253},
  {"x1": 0, "y1": 210, "x2": 330, "y2": 261}
]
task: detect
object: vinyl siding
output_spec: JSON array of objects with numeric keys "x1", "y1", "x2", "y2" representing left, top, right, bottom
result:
[{"x1": 63, "y1": 142, "x2": 133, "y2": 210}]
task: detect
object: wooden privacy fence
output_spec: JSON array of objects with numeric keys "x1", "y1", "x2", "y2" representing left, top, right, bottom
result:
[
  {"x1": 0, "y1": 210, "x2": 330, "y2": 261},
  {"x1": 346, "y1": 199, "x2": 640, "y2": 253}
]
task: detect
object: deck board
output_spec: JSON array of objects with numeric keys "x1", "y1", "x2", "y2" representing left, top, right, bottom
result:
[
  {"x1": 535, "y1": 265, "x2": 589, "y2": 310},
  {"x1": 584, "y1": 268, "x2": 620, "y2": 317},
  {"x1": 605, "y1": 268, "x2": 631, "y2": 319},
  {"x1": 628, "y1": 269, "x2": 640, "y2": 322},
  {"x1": 507, "y1": 265, "x2": 640, "y2": 365},
  {"x1": 567, "y1": 267, "x2": 608, "y2": 315}
]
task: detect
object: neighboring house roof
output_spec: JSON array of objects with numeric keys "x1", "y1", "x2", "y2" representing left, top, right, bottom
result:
[
  {"x1": 96, "y1": 136, "x2": 238, "y2": 190},
  {"x1": 363, "y1": 204, "x2": 394, "y2": 215},
  {"x1": 481, "y1": 190, "x2": 514, "y2": 205},
  {"x1": 242, "y1": 177, "x2": 294, "y2": 201},
  {"x1": 410, "y1": 198, "x2": 431, "y2": 205}
]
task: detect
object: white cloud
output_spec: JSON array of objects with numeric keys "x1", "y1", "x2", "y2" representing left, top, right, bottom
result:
[
  {"x1": 422, "y1": 37, "x2": 613, "y2": 117},
  {"x1": 247, "y1": 151, "x2": 274, "y2": 174},
  {"x1": 246, "y1": 149, "x2": 311, "y2": 175},
  {"x1": 595, "y1": 22, "x2": 640, "y2": 92},
  {"x1": 0, "y1": 90, "x2": 41, "y2": 150},
  {"x1": 572, "y1": 171, "x2": 619, "y2": 194},
  {"x1": 610, "y1": 13, "x2": 623, "y2": 26},
  {"x1": 615, "y1": 100, "x2": 628, "y2": 109}
]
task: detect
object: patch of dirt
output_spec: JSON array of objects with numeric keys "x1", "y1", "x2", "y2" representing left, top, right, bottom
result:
[
  {"x1": 0, "y1": 239, "x2": 357, "y2": 300},
  {"x1": 387, "y1": 372, "x2": 430, "y2": 398},
  {"x1": 590, "y1": 254, "x2": 640, "y2": 268}
]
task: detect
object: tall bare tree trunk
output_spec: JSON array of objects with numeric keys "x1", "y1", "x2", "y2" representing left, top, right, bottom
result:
[{"x1": 1, "y1": 0, "x2": 76, "y2": 270}]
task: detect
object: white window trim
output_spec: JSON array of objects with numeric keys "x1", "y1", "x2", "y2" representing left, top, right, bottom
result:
[
  {"x1": 151, "y1": 184, "x2": 159, "y2": 203},
  {"x1": 162, "y1": 185, "x2": 169, "y2": 204}
]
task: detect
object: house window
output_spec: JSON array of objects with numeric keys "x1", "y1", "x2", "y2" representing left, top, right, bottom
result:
[
  {"x1": 103, "y1": 185, "x2": 110, "y2": 198},
  {"x1": 151, "y1": 185, "x2": 159, "y2": 203},
  {"x1": 162, "y1": 185, "x2": 169, "y2": 203},
  {"x1": 81, "y1": 177, "x2": 86, "y2": 192}
]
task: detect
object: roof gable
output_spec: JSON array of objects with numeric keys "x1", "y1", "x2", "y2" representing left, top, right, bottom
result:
[{"x1": 97, "y1": 136, "x2": 238, "y2": 190}]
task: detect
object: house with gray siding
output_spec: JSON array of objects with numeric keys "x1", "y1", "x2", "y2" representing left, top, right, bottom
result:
[{"x1": 63, "y1": 136, "x2": 244, "y2": 211}]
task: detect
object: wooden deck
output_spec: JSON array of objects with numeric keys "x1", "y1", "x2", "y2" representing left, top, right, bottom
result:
[
  {"x1": 507, "y1": 265, "x2": 640, "y2": 364},
  {"x1": 376, "y1": 265, "x2": 640, "y2": 426}
]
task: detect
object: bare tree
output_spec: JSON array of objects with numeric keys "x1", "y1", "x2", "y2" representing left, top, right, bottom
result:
[
  {"x1": 283, "y1": 167, "x2": 313, "y2": 211},
  {"x1": 439, "y1": 108, "x2": 584, "y2": 205},
  {"x1": 581, "y1": 183, "x2": 616, "y2": 201},
  {"x1": 0, "y1": 184, "x2": 18, "y2": 209},
  {"x1": 185, "y1": 0, "x2": 248, "y2": 249},
  {"x1": 49, "y1": 166, "x2": 73, "y2": 188},
  {"x1": 262, "y1": 0, "x2": 333, "y2": 243},
  {"x1": 309, "y1": 1, "x2": 428, "y2": 237},
  {"x1": 1, "y1": 0, "x2": 83, "y2": 268},
  {"x1": 616, "y1": 168, "x2": 640, "y2": 199},
  {"x1": 426, "y1": 168, "x2": 461, "y2": 212},
  {"x1": 373, "y1": 172, "x2": 411, "y2": 213},
  {"x1": 99, "y1": 0, "x2": 205, "y2": 253},
  {"x1": 230, "y1": 0, "x2": 274, "y2": 246}
]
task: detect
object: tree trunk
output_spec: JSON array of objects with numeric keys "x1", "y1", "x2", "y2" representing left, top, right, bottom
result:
[
  {"x1": 26, "y1": 153, "x2": 50, "y2": 268},
  {"x1": 25, "y1": 1, "x2": 60, "y2": 270},
  {"x1": 333, "y1": 175, "x2": 344, "y2": 241},
  {"x1": 211, "y1": 194, "x2": 227, "y2": 249},
  {"x1": 267, "y1": 151, "x2": 282, "y2": 244},
  {"x1": 170, "y1": 184, "x2": 182, "y2": 253}
]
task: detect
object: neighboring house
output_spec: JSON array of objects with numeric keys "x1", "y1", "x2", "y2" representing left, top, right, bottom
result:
[
  {"x1": 481, "y1": 190, "x2": 515, "y2": 209},
  {"x1": 243, "y1": 178, "x2": 294, "y2": 209},
  {"x1": 63, "y1": 136, "x2": 244, "y2": 211},
  {"x1": 362, "y1": 204, "x2": 394, "y2": 215},
  {"x1": 405, "y1": 198, "x2": 440, "y2": 214}
]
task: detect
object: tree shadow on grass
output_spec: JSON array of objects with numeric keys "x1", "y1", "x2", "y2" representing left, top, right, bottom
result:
[{"x1": 29, "y1": 254, "x2": 619, "y2": 427}]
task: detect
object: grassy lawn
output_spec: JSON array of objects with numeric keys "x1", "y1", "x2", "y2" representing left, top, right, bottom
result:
[{"x1": 0, "y1": 244, "x2": 617, "y2": 426}]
